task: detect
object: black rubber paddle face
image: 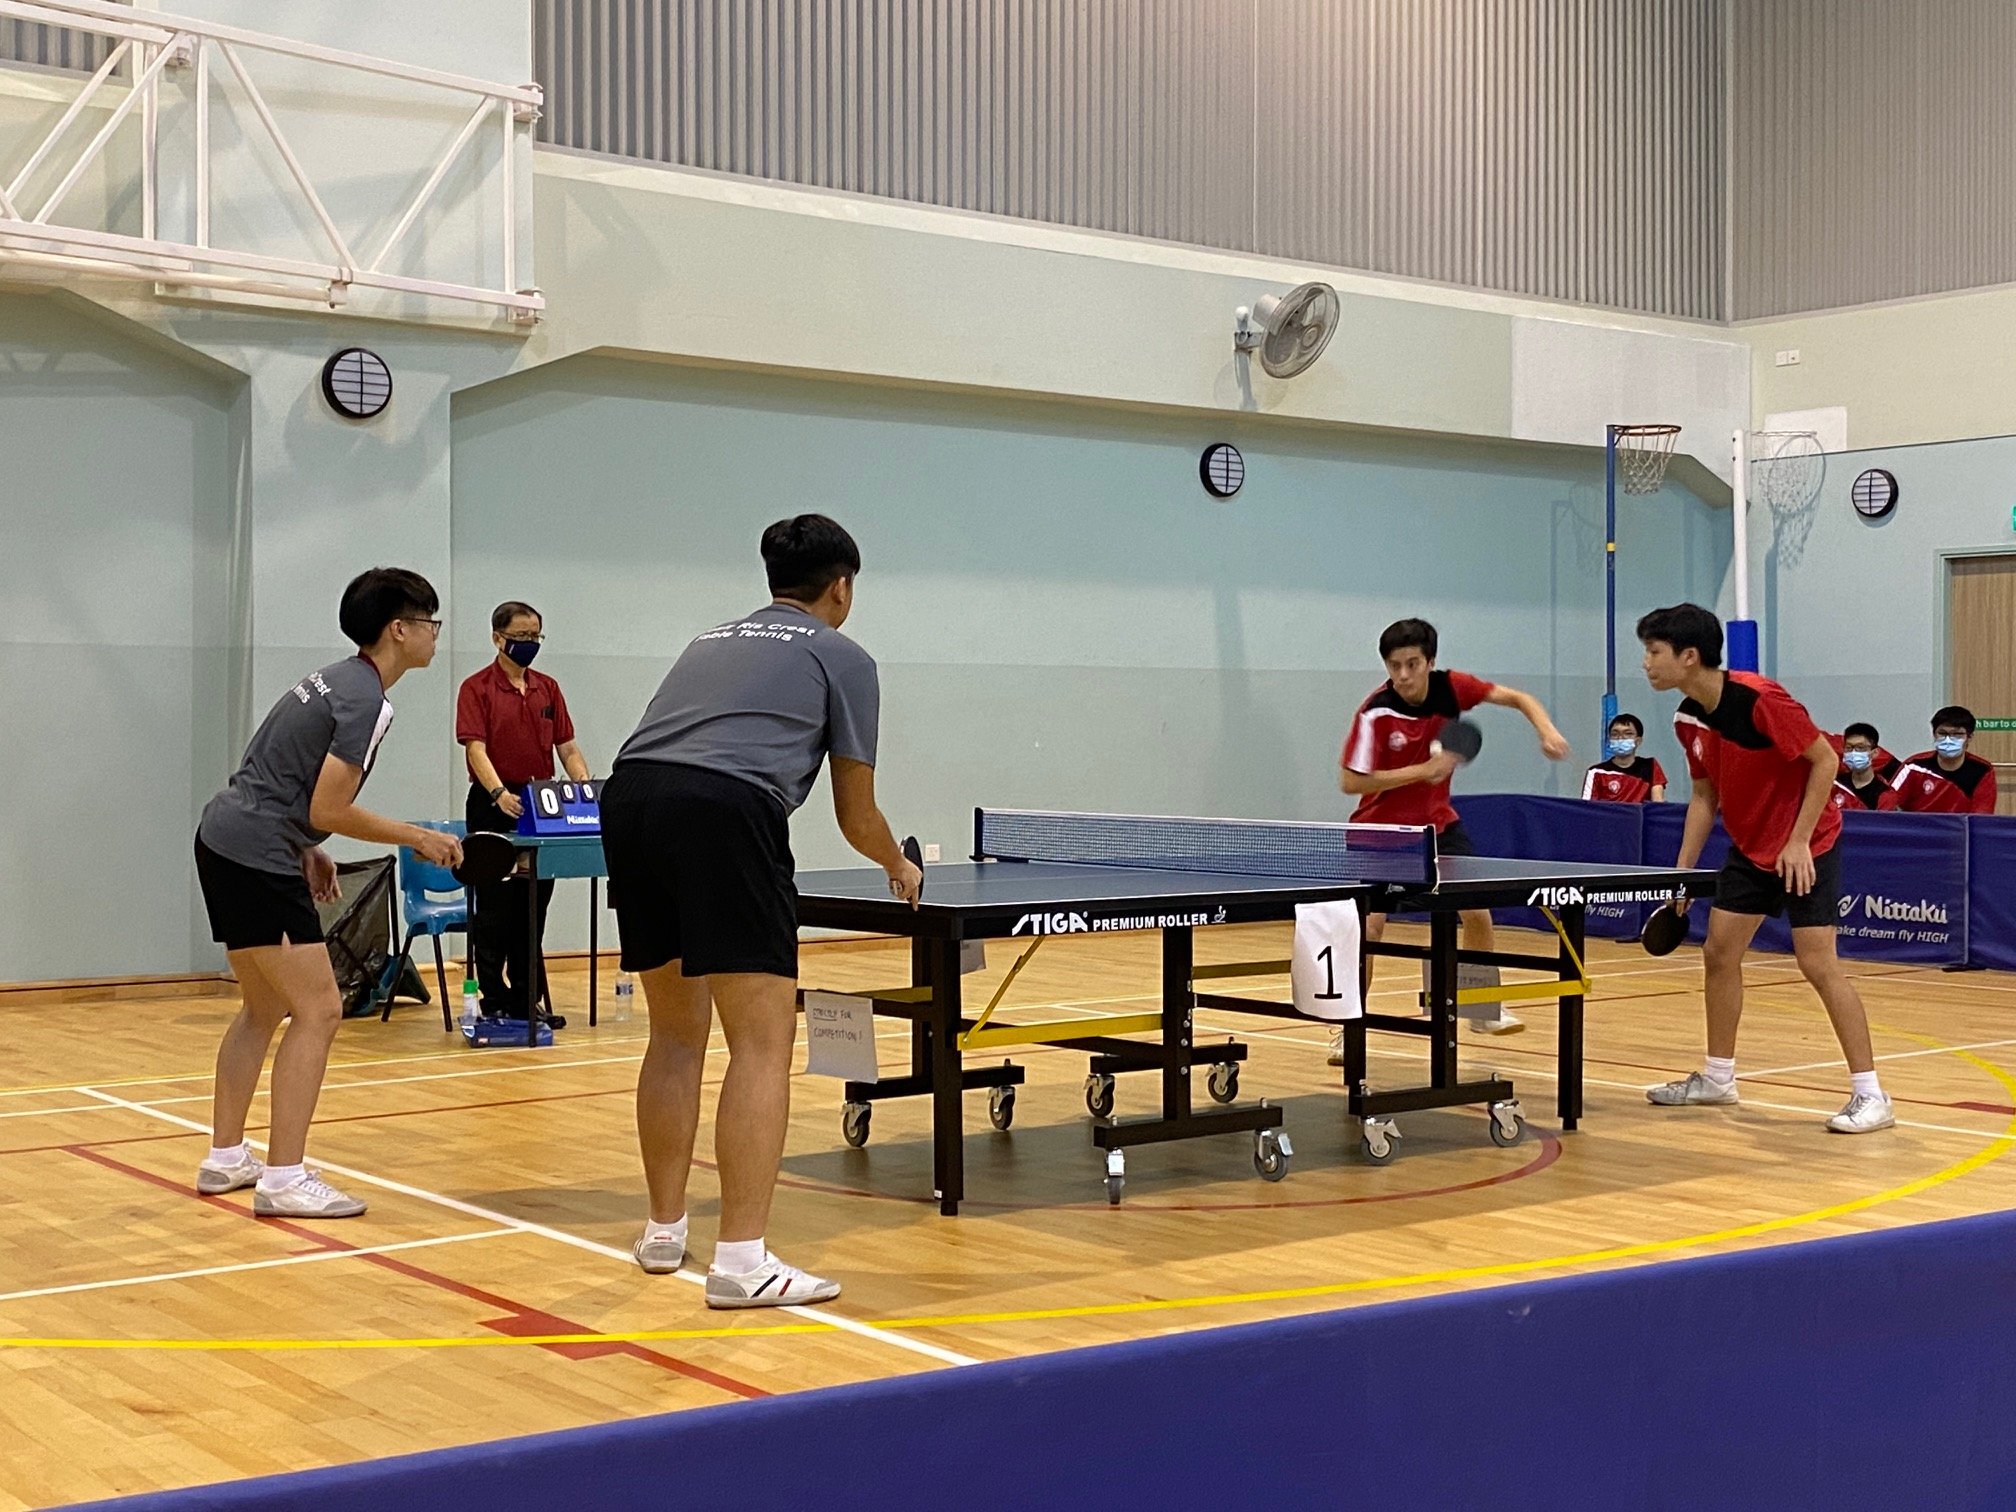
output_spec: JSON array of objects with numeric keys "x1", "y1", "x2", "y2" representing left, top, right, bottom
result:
[
  {"x1": 1439, "y1": 718, "x2": 1484, "y2": 763},
  {"x1": 452, "y1": 831, "x2": 518, "y2": 888},
  {"x1": 1642, "y1": 903, "x2": 1688, "y2": 956},
  {"x1": 902, "y1": 836, "x2": 925, "y2": 900}
]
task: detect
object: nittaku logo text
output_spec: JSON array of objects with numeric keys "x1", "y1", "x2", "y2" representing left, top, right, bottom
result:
[{"x1": 1843, "y1": 893, "x2": 1949, "y2": 924}]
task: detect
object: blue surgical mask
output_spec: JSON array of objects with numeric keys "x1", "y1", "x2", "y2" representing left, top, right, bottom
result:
[
  {"x1": 503, "y1": 638, "x2": 541, "y2": 669},
  {"x1": 1609, "y1": 738, "x2": 1637, "y2": 758},
  {"x1": 1935, "y1": 735, "x2": 1967, "y2": 759},
  {"x1": 1842, "y1": 749, "x2": 1873, "y2": 772}
]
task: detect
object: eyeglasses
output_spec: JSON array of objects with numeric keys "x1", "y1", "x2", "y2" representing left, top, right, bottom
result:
[
  {"x1": 401, "y1": 617, "x2": 444, "y2": 634},
  {"x1": 501, "y1": 633, "x2": 544, "y2": 644}
]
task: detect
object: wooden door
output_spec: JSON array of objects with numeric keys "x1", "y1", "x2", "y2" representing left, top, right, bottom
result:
[{"x1": 1948, "y1": 554, "x2": 2016, "y2": 815}]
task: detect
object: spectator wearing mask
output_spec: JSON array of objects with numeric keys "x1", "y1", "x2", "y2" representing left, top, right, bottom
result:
[
  {"x1": 1830, "y1": 723, "x2": 1899, "y2": 812},
  {"x1": 1892, "y1": 707, "x2": 1998, "y2": 814},
  {"x1": 1582, "y1": 714, "x2": 1667, "y2": 803}
]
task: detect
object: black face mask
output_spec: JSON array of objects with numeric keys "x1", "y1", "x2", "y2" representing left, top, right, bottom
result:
[{"x1": 503, "y1": 639, "x2": 541, "y2": 669}]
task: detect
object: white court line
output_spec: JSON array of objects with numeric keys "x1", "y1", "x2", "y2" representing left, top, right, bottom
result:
[
  {"x1": 0, "y1": 1102, "x2": 121, "y2": 1121},
  {"x1": 73, "y1": 1086, "x2": 977, "y2": 1371},
  {"x1": 1741, "y1": 1038, "x2": 2016, "y2": 1082},
  {"x1": 0, "y1": 1229, "x2": 514, "y2": 1306}
]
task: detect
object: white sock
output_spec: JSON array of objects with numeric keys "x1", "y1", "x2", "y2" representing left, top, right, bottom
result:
[
  {"x1": 257, "y1": 1163, "x2": 306, "y2": 1194},
  {"x1": 1703, "y1": 1056, "x2": 1737, "y2": 1087},
  {"x1": 206, "y1": 1143, "x2": 247, "y2": 1167},
  {"x1": 644, "y1": 1214, "x2": 688, "y2": 1246},
  {"x1": 1850, "y1": 1071, "x2": 1884, "y2": 1099},
  {"x1": 712, "y1": 1238, "x2": 766, "y2": 1274}
]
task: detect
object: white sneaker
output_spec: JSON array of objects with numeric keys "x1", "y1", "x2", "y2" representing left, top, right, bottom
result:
[
  {"x1": 1473, "y1": 1010, "x2": 1524, "y2": 1035},
  {"x1": 1646, "y1": 1071, "x2": 1740, "y2": 1107},
  {"x1": 196, "y1": 1151, "x2": 263, "y2": 1195},
  {"x1": 1326, "y1": 1027, "x2": 1344, "y2": 1067},
  {"x1": 704, "y1": 1252, "x2": 841, "y2": 1309},
  {"x1": 634, "y1": 1231, "x2": 686, "y2": 1274},
  {"x1": 1826, "y1": 1093, "x2": 1895, "y2": 1134},
  {"x1": 252, "y1": 1172, "x2": 367, "y2": 1218}
]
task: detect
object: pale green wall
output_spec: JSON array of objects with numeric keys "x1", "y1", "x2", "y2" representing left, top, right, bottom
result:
[
  {"x1": 1745, "y1": 286, "x2": 2016, "y2": 450},
  {"x1": 450, "y1": 356, "x2": 1728, "y2": 951},
  {"x1": 1746, "y1": 430, "x2": 2016, "y2": 744},
  {"x1": 0, "y1": 292, "x2": 238, "y2": 979}
]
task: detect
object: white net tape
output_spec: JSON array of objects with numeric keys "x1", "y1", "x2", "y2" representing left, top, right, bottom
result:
[{"x1": 1614, "y1": 425, "x2": 1680, "y2": 495}]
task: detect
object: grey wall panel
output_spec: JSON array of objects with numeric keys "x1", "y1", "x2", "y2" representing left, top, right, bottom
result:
[
  {"x1": 534, "y1": 1, "x2": 1724, "y2": 319},
  {"x1": 1733, "y1": 0, "x2": 2016, "y2": 319},
  {"x1": 0, "y1": 13, "x2": 119, "y2": 73}
]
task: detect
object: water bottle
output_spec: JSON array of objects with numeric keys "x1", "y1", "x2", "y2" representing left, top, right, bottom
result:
[
  {"x1": 459, "y1": 975, "x2": 481, "y2": 1036},
  {"x1": 613, "y1": 970, "x2": 634, "y2": 1023}
]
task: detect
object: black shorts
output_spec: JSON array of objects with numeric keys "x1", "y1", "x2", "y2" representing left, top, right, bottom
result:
[
  {"x1": 1714, "y1": 843, "x2": 1842, "y2": 929},
  {"x1": 601, "y1": 761, "x2": 798, "y2": 978},
  {"x1": 194, "y1": 836, "x2": 323, "y2": 951},
  {"x1": 1437, "y1": 822, "x2": 1478, "y2": 858}
]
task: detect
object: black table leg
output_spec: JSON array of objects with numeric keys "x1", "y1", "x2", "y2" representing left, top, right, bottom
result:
[
  {"x1": 589, "y1": 878, "x2": 599, "y2": 1027},
  {"x1": 1559, "y1": 903, "x2": 1587, "y2": 1130},
  {"x1": 1161, "y1": 927, "x2": 1193, "y2": 1121},
  {"x1": 928, "y1": 938, "x2": 964, "y2": 1216},
  {"x1": 525, "y1": 853, "x2": 541, "y2": 1047},
  {"x1": 1429, "y1": 910, "x2": 1460, "y2": 1088}
]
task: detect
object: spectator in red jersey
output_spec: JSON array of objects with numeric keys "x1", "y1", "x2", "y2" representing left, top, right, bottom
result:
[
  {"x1": 1582, "y1": 714, "x2": 1667, "y2": 803},
  {"x1": 1830, "y1": 723, "x2": 1899, "y2": 813},
  {"x1": 1337, "y1": 617, "x2": 1569, "y2": 1050},
  {"x1": 1892, "y1": 707, "x2": 1998, "y2": 814},
  {"x1": 1636, "y1": 603, "x2": 1890, "y2": 1135},
  {"x1": 1824, "y1": 727, "x2": 1899, "y2": 785}
]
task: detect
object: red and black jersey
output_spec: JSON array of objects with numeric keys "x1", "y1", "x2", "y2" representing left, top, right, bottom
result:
[
  {"x1": 1341, "y1": 668, "x2": 1495, "y2": 831},
  {"x1": 1891, "y1": 752, "x2": 1999, "y2": 814},
  {"x1": 1674, "y1": 672, "x2": 1840, "y2": 868},
  {"x1": 1830, "y1": 775, "x2": 1899, "y2": 812},
  {"x1": 1581, "y1": 757, "x2": 1666, "y2": 804}
]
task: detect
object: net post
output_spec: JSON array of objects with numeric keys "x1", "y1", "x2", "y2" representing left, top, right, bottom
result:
[{"x1": 1604, "y1": 426, "x2": 1619, "y2": 754}]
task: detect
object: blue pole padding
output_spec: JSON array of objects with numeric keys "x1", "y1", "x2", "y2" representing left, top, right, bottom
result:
[{"x1": 1727, "y1": 618, "x2": 1760, "y2": 673}]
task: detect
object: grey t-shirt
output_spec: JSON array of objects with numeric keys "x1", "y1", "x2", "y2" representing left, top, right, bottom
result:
[
  {"x1": 615, "y1": 602, "x2": 880, "y2": 811},
  {"x1": 198, "y1": 656, "x2": 394, "y2": 875}
]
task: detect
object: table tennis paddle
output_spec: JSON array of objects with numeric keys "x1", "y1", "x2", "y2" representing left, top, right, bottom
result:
[
  {"x1": 1435, "y1": 718, "x2": 1483, "y2": 764},
  {"x1": 900, "y1": 835, "x2": 925, "y2": 903},
  {"x1": 1641, "y1": 901, "x2": 1688, "y2": 957},
  {"x1": 452, "y1": 831, "x2": 519, "y2": 888}
]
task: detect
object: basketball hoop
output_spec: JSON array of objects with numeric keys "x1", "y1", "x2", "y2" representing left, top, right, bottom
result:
[{"x1": 1610, "y1": 423, "x2": 1681, "y2": 496}]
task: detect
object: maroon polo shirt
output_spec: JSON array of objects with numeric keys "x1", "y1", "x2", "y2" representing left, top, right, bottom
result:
[{"x1": 456, "y1": 661, "x2": 575, "y2": 787}]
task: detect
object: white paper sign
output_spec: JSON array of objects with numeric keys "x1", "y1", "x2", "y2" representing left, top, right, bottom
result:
[
  {"x1": 1423, "y1": 960, "x2": 1506, "y2": 1023},
  {"x1": 804, "y1": 992, "x2": 879, "y2": 1081},
  {"x1": 960, "y1": 940, "x2": 987, "y2": 976},
  {"x1": 1291, "y1": 900, "x2": 1363, "y2": 1021}
]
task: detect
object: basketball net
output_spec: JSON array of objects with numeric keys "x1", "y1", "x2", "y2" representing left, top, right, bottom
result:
[{"x1": 1612, "y1": 424, "x2": 1680, "y2": 495}]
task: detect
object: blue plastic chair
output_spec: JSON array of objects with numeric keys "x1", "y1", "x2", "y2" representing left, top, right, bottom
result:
[{"x1": 381, "y1": 820, "x2": 469, "y2": 1030}]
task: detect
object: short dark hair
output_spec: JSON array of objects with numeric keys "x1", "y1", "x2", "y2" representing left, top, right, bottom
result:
[
  {"x1": 491, "y1": 600, "x2": 541, "y2": 633},
  {"x1": 1378, "y1": 618, "x2": 1438, "y2": 661},
  {"x1": 1933, "y1": 706, "x2": 1976, "y2": 736},
  {"x1": 1608, "y1": 714, "x2": 1644, "y2": 737},
  {"x1": 763, "y1": 514, "x2": 861, "y2": 602},
  {"x1": 1843, "y1": 722, "x2": 1880, "y2": 745},
  {"x1": 1635, "y1": 603, "x2": 1723, "y2": 668},
  {"x1": 338, "y1": 567, "x2": 438, "y2": 648}
]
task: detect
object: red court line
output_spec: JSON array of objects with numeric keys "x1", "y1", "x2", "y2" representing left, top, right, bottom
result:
[{"x1": 61, "y1": 1146, "x2": 766, "y2": 1400}]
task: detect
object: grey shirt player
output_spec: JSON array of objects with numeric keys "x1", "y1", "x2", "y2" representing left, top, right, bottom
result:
[
  {"x1": 199, "y1": 656, "x2": 394, "y2": 874},
  {"x1": 616, "y1": 603, "x2": 879, "y2": 807}
]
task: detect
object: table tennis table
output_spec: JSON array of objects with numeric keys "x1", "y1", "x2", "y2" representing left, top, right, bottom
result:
[{"x1": 796, "y1": 809, "x2": 1712, "y2": 1214}]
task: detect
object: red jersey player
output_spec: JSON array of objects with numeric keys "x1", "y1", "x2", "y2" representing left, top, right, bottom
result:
[
  {"x1": 1891, "y1": 707, "x2": 1999, "y2": 814},
  {"x1": 1637, "y1": 604, "x2": 1891, "y2": 1134},
  {"x1": 1582, "y1": 713, "x2": 1668, "y2": 803},
  {"x1": 1337, "y1": 618, "x2": 1569, "y2": 1049}
]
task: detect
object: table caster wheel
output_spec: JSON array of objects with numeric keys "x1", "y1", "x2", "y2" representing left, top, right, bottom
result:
[
  {"x1": 988, "y1": 1084, "x2": 1016, "y2": 1131},
  {"x1": 1360, "y1": 1117, "x2": 1400, "y2": 1165},
  {"x1": 1253, "y1": 1127, "x2": 1292, "y2": 1182},
  {"x1": 841, "y1": 1100, "x2": 872, "y2": 1148},
  {"x1": 1085, "y1": 1072, "x2": 1116, "y2": 1120},
  {"x1": 1207, "y1": 1062, "x2": 1240, "y2": 1104},
  {"x1": 1488, "y1": 1099, "x2": 1524, "y2": 1147},
  {"x1": 1104, "y1": 1148, "x2": 1125, "y2": 1205}
]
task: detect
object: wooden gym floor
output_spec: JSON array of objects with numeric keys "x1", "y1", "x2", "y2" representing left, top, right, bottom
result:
[{"x1": 4, "y1": 923, "x2": 2015, "y2": 1507}]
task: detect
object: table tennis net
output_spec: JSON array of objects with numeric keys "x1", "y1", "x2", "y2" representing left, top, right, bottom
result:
[{"x1": 974, "y1": 809, "x2": 1437, "y2": 886}]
